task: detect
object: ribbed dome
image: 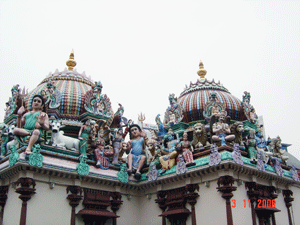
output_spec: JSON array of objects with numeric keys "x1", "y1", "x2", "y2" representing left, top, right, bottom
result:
[
  {"x1": 177, "y1": 62, "x2": 244, "y2": 123},
  {"x1": 24, "y1": 69, "x2": 94, "y2": 117}
]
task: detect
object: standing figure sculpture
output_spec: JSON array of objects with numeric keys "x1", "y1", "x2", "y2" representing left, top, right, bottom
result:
[
  {"x1": 78, "y1": 119, "x2": 92, "y2": 157},
  {"x1": 94, "y1": 133, "x2": 109, "y2": 169},
  {"x1": 247, "y1": 130, "x2": 257, "y2": 163},
  {"x1": 211, "y1": 111, "x2": 235, "y2": 146},
  {"x1": 159, "y1": 129, "x2": 179, "y2": 174},
  {"x1": 112, "y1": 128, "x2": 123, "y2": 165},
  {"x1": 126, "y1": 124, "x2": 148, "y2": 180},
  {"x1": 13, "y1": 95, "x2": 50, "y2": 154},
  {"x1": 178, "y1": 132, "x2": 195, "y2": 167}
]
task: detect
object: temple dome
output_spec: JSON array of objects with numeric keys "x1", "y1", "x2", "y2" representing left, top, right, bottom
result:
[
  {"x1": 177, "y1": 62, "x2": 245, "y2": 123},
  {"x1": 24, "y1": 51, "x2": 94, "y2": 119}
]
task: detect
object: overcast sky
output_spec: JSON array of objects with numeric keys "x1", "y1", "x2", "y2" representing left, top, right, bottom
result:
[{"x1": 0, "y1": 0, "x2": 299, "y2": 159}]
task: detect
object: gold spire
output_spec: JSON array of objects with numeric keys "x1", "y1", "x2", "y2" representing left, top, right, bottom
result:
[
  {"x1": 197, "y1": 60, "x2": 207, "y2": 80},
  {"x1": 66, "y1": 50, "x2": 76, "y2": 71}
]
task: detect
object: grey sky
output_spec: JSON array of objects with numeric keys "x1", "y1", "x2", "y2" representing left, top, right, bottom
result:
[{"x1": 0, "y1": 0, "x2": 299, "y2": 159}]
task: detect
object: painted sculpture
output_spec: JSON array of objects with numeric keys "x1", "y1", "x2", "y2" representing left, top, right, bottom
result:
[
  {"x1": 178, "y1": 132, "x2": 195, "y2": 167},
  {"x1": 203, "y1": 92, "x2": 225, "y2": 118},
  {"x1": 209, "y1": 144, "x2": 221, "y2": 166},
  {"x1": 94, "y1": 134, "x2": 109, "y2": 169},
  {"x1": 211, "y1": 111, "x2": 235, "y2": 146},
  {"x1": 78, "y1": 119, "x2": 92, "y2": 157},
  {"x1": 164, "y1": 94, "x2": 184, "y2": 126},
  {"x1": 247, "y1": 130, "x2": 257, "y2": 163},
  {"x1": 159, "y1": 129, "x2": 179, "y2": 174},
  {"x1": 191, "y1": 123, "x2": 210, "y2": 149},
  {"x1": 176, "y1": 154, "x2": 187, "y2": 175},
  {"x1": 242, "y1": 91, "x2": 258, "y2": 124},
  {"x1": 112, "y1": 128, "x2": 123, "y2": 165},
  {"x1": 126, "y1": 124, "x2": 148, "y2": 180},
  {"x1": 118, "y1": 142, "x2": 129, "y2": 163},
  {"x1": 44, "y1": 80, "x2": 61, "y2": 109},
  {"x1": 50, "y1": 121, "x2": 80, "y2": 151},
  {"x1": 269, "y1": 136, "x2": 289, "y2": 163},
  {"x1": 231, "y1": 121, "x2": 245, "y2": 149},
  {"x1": 13, "y1": 95, "x2": 50, "y2": 154}
]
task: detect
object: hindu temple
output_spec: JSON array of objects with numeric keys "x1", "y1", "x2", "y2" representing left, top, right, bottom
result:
[{"x1": 0, "y1": 51, "x2": 299, "y2": 225}]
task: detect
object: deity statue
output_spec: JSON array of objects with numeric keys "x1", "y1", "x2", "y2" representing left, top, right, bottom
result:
[
  {"x1": 94, "y1": 133, "x2": 109, "y2": 169},
  {"x1": 211, "y1": 111, "x2": 235, "y2": 146},
  {"x1": 155, "y1": 114, "x2": 167, "y2": 138},
  {"x1": 84, "y1": 81, "x2": 112, "y2": 116},
  {"x1": 5, "y1": 85, "x2": 22, "y2": 119},
  {"x1": 203, "y1": 92, "x2": 225, "y2": 118},
  {"x1": 269, "y1": 136, "x2": 289, "y2": 163},
  {"x1": 13, "y1": 95, "x2": 50, "y2": 154},
  {"x1": 242, "y1": 92, "x2": 258, "y2": 124},
  {"x1": 177, "y1": 132, "x2": 195, "y2": 167},
  {"x1": 112, "y1": 128, "x2": 124, "y2": 165},
  {"x1": 164, "y1": 94, "x2": 184, "y2": 126},
  {"x1": 44, "y1": 80, "x2": 61, "y2": 109},
  {"x1": 126, "y1": 124, "x2": 148, "y2": 180},
  {"x1": 146, "y1": 139, "x2": 157, "y2": 164},
  {"x1": 159, "y1": 129, "x2": 179, "y2": 174},
  {"x1": 247, "y1": 130, "x2": 257, "y2": 163},
  {"x1": 78, "y1": 119, "x2": 92, "y2": 157},
  {"x1": 255, "y1": 126, "x2": 273, "y2": 166}
]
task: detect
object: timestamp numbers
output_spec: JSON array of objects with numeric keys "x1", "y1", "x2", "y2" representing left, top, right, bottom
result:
[{"x1": 231, "y1": 199, "x2": 276, "y2": 208}]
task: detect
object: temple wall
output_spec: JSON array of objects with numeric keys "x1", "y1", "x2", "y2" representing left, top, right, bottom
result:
[{"x1": 1, "y1": 169, "x2": 300, "y2": 225}]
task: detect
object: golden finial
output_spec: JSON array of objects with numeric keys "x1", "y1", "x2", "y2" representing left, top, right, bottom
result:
[
  {"x1": 197, "y1": 60, "x2": 207, "y2": 80},
  {"x1": 66, "y1": 50, "x2": 77, "y2": 71}
]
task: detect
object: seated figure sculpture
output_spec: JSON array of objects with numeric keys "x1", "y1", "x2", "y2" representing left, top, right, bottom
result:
[
  {"x1": 126, "y1": 124, "x2": 148, "y2": 180},
  {"x1": 159, "y1": 129, "x2": 179, "y2": 174},
  {"x1": 211, "y1": 111, "x2": 235, "y2": 146},
  {"x1": 13, "y1": 95, "x2": 50, "y2": 154}
]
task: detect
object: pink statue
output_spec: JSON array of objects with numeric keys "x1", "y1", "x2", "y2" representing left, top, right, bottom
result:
[
  {"x1": 178, "y1": 132, "x2": 195, "y2": 167},
  {"x1": 94, "y1": 133, "x2": 109, "y2": 169}
]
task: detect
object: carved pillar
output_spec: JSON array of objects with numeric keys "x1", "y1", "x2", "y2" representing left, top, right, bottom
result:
[
  {"x1": 282, "y1": 190, "x2": 294, "y2": 225},
  {"x1": 15, "y1": 178, "x2": 36, "y2": 225},
  {"x1": 245, "y1": 182, "x2": 259, "y2": 225},
  {"x1": 66, "y1": 186, "x2": 83, "y2": 225},
  {"x1": 110, "y1": 192, "x2": 123, "y2": 225},
  {"x1": 185, "y1": 184, "x2": 199, "y2": 225},
  {"x1": 0, "y1": 186, "x2": 9, "y2": 224},
  {"x1": 217, "y1": 176, "x2": 237, "y2": 225},
  {"x1": 155, "y1": 191, "x2": 167, "y2": 225}
]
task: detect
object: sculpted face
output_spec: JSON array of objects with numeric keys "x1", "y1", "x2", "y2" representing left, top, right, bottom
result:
[
  {"x1": 183, "y1": 134, "x2": 188, "y2": 141},
  {"x1": 130, "y1": 126, "x2": 140, "y2": 138},
  {"x1": 194, "y1": 124, "x2": 203, "y2": 134},
  {"x1": 148, "y1": 143, "x2": 154, "y2": 149},
  {"x1": 32, "y1": 96, "x2": 43, "y2": 110},
  {"x1": 237, "y1": 124, "x2": 244, "y2": 133}
]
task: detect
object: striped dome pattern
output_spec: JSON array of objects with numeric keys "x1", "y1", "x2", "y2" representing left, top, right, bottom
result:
[
  {"x1": 178, "y1": 79, "x2": 243, "y2": 122},
  {"x1": 25, "y1": 70, "x2": 93, "y2": 116}
]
